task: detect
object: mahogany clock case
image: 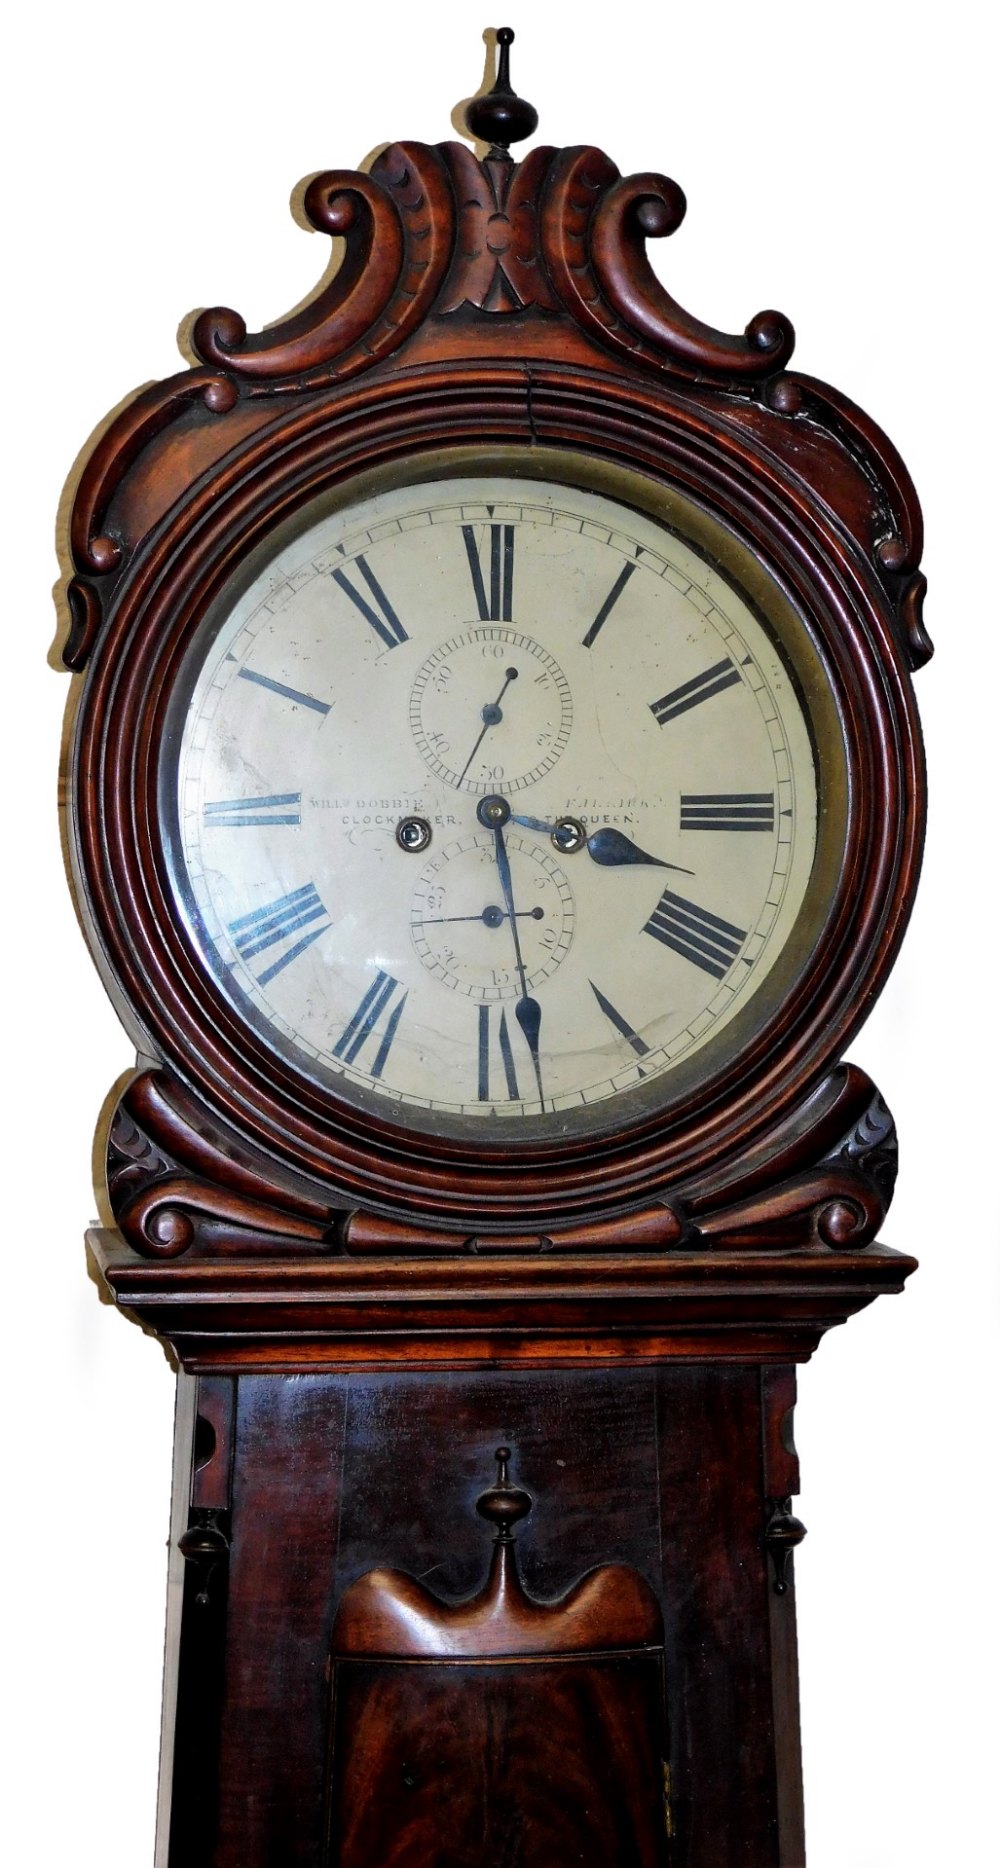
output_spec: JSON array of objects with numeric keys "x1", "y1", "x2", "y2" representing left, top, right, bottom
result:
[{"x1": 43, "y1": 14, "x2": 943, "y2": 1868}]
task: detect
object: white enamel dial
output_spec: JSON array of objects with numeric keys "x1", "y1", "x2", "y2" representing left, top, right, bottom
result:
[{"x1": 168, "y1": 472, "x2": 819, "y2": 1134}]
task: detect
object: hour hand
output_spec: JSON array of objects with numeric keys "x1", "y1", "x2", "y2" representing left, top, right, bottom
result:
[
  {"x1": 586, "y1": 826, "x2": 693, "y2": 872},
  {"x1": 509, "y1": 813, "x2": 693, "y2": 875}
]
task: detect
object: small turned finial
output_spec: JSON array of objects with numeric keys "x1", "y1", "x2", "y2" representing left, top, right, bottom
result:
[
  {"x1": 465, "y1": 28, "x2": 539, "y2": 158},
  {"x1": 476, "y1": 1445, "x2": 533, "y2": 1540}
]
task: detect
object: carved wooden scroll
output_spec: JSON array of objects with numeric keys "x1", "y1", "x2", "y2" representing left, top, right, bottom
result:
[
  {"x1": 327, "y1": 1449, "x2": 669, "y2": 1865},
  {"x1": 105, "y1": 1059, "x2": 896, "y2": 1262}
]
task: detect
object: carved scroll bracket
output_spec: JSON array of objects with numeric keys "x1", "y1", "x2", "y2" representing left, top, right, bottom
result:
[
  {"x1": 762, "y1": 1370, "x2": 805, "y2": 1594},
  {"x1": 107, "y1": 1070, "x2": 342, "y2": 1259},
  {"x1": 683, "y1": 1067, "x2": 897, "y2": 1254},
  {"x1": 192, "y1": 144, "x2": 456, "y2": 392},
  {"x1": 105, "y1": 1058, "x2": 898, "y2": 1263},
  {"x1": 763, "y1": 370, "x2": 932, "y2": 663},
  {"x1": 542, "y1": 149, "x2": 794, "y2": 380}
]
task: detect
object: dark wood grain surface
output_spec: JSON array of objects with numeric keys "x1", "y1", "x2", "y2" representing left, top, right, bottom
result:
[
  {"x1": 329, "y1": 1442, "x2": 668, "y2": 1865},
  {"x1": 329, "y1": 1656, "x2": 669, "y2": 1867},
  {"x1": 165, "y1": 1367, "x2": 803, "y2": 1866}
]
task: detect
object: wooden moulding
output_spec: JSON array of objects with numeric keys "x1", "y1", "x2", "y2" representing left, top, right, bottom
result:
[{"x1": 89, "y1": 1227, "x2": 916, "y2": 1372}]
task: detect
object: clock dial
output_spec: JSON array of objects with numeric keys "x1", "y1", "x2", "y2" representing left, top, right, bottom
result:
[{"x1": 166, "y1": 472, "x2": 819, "y2": 1136}]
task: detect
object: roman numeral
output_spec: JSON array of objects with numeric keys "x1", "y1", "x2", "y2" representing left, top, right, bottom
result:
[
  {"x1": 333, "y1": 971, "x2": 407, "y2": 1078},
  {"x1": 228, "y1": 883, "x2": 329, "y2": 985},
  {"x1": 680, "y1": 792, "x2": 775, "y2": 832},
  {"x1": 332, "y1": 554, "x2": 408, "y2": 648},
  {"x1": 650, "y1": 659, "x2": 741, "y2": 726},
  {"x1": 204, "y1": 792, "x2": 302, "y2": 828},
  {"x1": 643, "y1": 889, "x2": 747, "y2": 979},
  {"x1": 582, "y1": 561, "x2": 636, "y2": 648},
  {"x1": 477, "y1": 1003, "x2": 520, "y2": 1100},
  {"x1": 589, "y1": 981, "x2": 650, "y2": 1057},
  {"x1": 237, "y1": 668, "x2": 331, "y2": 715},
  {"x1": 463, "y1": 523, "x2": 514, "y2": 621}
]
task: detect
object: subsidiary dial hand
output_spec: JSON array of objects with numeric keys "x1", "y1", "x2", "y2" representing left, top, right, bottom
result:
[
  {"x1": 455, "y1": 665, "x2": 519, "y2": 789},
  {"x1": 510, "y1": 813, "x2": 694, "y2": 875},
  {"x1": 418, "y1": 904, "x2": 544, "y2": 927}
]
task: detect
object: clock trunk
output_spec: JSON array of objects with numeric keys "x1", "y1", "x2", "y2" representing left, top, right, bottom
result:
[{"x1": 163, "y1": 1364, "x2": 805, "y2": 1868}]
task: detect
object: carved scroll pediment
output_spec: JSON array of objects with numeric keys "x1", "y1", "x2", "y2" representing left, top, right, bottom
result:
[
  {"x1": 188, "y1": 136, "x2": 792, "y2": 385},
  {"x1": 62, "y1": 28, "x2": 929, "y2": 684}
]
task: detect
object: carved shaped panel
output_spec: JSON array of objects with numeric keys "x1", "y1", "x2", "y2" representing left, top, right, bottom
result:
[{"x1": 327, "y1": 1449, "x2": 669, "y2": 1865}]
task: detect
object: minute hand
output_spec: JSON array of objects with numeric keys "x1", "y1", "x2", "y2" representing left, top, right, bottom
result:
[
  {"x1": 510, "y1": 816, "x2": 694, "y2": 874},
  {"x1": 491, "y1": 824, "x2": 545, "y2": 1108}
]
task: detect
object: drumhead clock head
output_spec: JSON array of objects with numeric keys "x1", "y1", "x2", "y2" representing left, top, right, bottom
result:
[
  {"x1": 63, "y1": 35, "x2": 926, "y2": 1228},
  {"x1": 161, "y1": 467, "x2": 829, "y2": 1143}
]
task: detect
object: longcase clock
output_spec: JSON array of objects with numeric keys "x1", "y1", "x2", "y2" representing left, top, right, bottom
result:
[{"x1": 58, "y1": 28, "x2": 931, "y2": 1866}]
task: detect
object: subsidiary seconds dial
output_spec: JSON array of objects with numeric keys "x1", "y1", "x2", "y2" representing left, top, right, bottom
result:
[
  {"x1": 168, "y1": 470, "x2": 820, "y2": 1136},
  {"x1": 410, "y1": 628, "x2": 573, "y2": 794}
]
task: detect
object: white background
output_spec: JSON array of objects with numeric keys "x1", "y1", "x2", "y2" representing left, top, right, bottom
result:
[{"x1": 3, "y1": 2, "x2": 996, "y2": 1862}]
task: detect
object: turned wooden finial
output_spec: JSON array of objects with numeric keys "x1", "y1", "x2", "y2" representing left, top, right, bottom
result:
[
  {"x1": 475, "y1": 1445, "x2": 533, "y2": 1540},
  {"x1": 465, "y1": 28, "x2": 539, "y2": 157}
]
